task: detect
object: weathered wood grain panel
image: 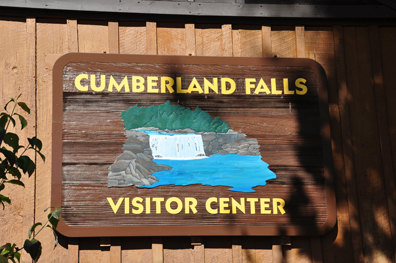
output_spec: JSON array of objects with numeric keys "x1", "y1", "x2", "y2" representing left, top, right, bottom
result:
[
  {"x1": 343, "y1": 26, "x2": 394, "y2": 263},
  {"x1": 121, "y1": 237, "x2": 153, "y2": 263},
  {"x1": 379, "y1": 26, "x2": 396, "y2": 263},
  {"x1": 195, "y1": 24, "x2": 223, "y2": 56},
  {"x1": 36, "y1": 19, "x2": 70, "y2": 263},
  {"x1": 119, "y1": 22, "x2": 147, "y2": 55},
  {"x1": 305, "y1": 27, "x2": 347, "y2": 263},
  {"x1": 0, "y1": 18, "x2": 34, "y2": 263},
  {"x1": 157, "y1": 23, "x2": 186, "y2": 56},
  {"x1": 78, "y1": 22, "x2": 108, "y2": 53},
  {"x1": 21, "y1": 17, "x2": 39, "y2": 263},
  {"x1": 232, "y1": 26, "x2": 262, "y2": 58},
  {"x1": 271, "y1": 27, "x2": 297, "y2": 58}
]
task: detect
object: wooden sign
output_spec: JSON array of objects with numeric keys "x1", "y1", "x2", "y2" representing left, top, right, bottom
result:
[{"x1": 52, "y1": 53, "x2": 336, "y2": 237}]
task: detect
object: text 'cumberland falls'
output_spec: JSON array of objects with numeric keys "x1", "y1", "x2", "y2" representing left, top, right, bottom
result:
[{"x1": 74, "y1": 74, "x2": 309, "y2": 95}]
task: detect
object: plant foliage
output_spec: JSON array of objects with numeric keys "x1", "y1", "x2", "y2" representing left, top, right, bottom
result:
[
  {"x1": 121, "y1": 100, "x2": 230, "y2": 133},
  {"x1": 0, "y1": 95, "x2": 60, "y2": 263}
]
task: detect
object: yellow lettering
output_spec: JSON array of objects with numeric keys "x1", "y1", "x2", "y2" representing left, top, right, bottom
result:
[
  {"x1": 152, "y1": 197, "x2": 164, "y2": 214},
  {"x1": 187, "y1": 77, "x2": 204, "y2": 94},
  {"x1": 232, "y1": 198, "x2": 245, "y2": 214},
  {"x1": 245, "y1": 78, "x2": 256, "y2": 95},
  {"x1": 108, "y1": 75, "x2": 130, "y2": 92},
  {"x1": 273, "y1": 198, "x2": 286, "y2": 214},
  {"x1": 247, "y1": 198, "x2": 258, "y2": 214},
  {"x1": 147, "y1": 76, "x2": 159, "y2": 93},
  {"x1": 124, "y1": 197, "x2": 130, "y2": 214},
  {"x1": 260, "y1": 198, "x2": 271, "y2": 214},
  {"x1": 219, "y1": 198, "x2": 230, "y2": 214},
  {"x1": 254, "y1": 79, "x2": 271, "y2": 94},
  {"x1": 90, "y1": 74, "x2": 106, "y2": 92},
  {"x1": 221, "y1": 78, "x2": 236, "y2": 94},
  {"x1": 283, "y1": 78, "x2": 294, "y2": 95},
  {"x1": 271, "y1": 78, "x2": 282, "y2": 95},
  {"x1": 161, "y1": 77, "x2": 175, "y2": 93},
  {"x1": 107, "y1": 197, "x2": 124, "y2": 214},
  {"x1": 176, "y1": 77, "x2": 188, "y2": 93},
  {"x1": 165, "y1": 197, "x2": 183, "y2": 214},
  {"x1": 132, "y1": 197, "x2": 144, "y2": 214},
  {"x1": 185, "y1": 197, "x2": 198, "y2": 214},
  {"x1": 295, "y1": 78, "x2": 308, "y2": 95},
  {"x1": 146, "y1": 197, "x2": 151, "y2": 214},
  {"x1": 204, "y1": 78, "x2": 218, "y2": 94},
  {"x1": 206, "y1": 197, "x2": 218, "y2": 214},
  {"x1": 132, "y1": 76, "x2": 145, "y2": 92},
  {"x1": 75, "y1": 74, "x2": 89, "y2": 91}
]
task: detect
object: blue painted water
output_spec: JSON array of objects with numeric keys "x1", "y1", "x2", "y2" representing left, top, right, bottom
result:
[{"x1": 141, "y1": 154, "x2": 276, "y2": 192}]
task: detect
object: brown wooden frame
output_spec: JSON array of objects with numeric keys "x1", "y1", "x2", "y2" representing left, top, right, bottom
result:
[{"x1": 52, "y1": 53, "x2": 336, "y2": 237}]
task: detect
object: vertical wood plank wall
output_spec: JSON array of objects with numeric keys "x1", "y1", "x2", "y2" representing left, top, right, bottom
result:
[{"x1": 0, "y1": 17, "x2": 395, "y2": 263}]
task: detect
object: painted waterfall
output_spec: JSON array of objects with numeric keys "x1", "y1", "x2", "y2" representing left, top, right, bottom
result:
[
  {"x1": 150, "y1": 134, "x2": 206, "y2": 160},
  {"x1": 107, "y1": 101, "x2": 277, "y2": 192}
]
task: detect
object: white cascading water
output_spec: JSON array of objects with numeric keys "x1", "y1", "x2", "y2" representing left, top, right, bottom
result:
[{"x1": 149, "y1": 134, "x2": 207, "y2": 160}]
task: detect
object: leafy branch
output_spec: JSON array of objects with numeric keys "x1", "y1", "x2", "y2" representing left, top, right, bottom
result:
[
  {"x1": 0, "y1": 94, "x2": 44, "y2": 209},
  {"x1": 0, "y1": 207, "x2": 61, "y2": 263},
  {"x1": 0, "y1": 95, "x2": 60, "y2": 263}
]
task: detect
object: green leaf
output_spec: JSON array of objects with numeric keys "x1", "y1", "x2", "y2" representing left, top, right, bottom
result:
[
  {"x1": 29, "y1": 138, "x2": 45, "y2": 160},
  {"x1": 51, "y1": 227, "x2": 59, "y2": 248},
  {"x1": 0, "y1": 165, "x2": 7, "y2": 180},
  {"x1": 23, "y1": 239, "x2": 42, "y2": 263},
  {"x1": 4, "y1": 133, "x2": 20, "y2": 153},
  {"x1": 8, "y1": 167, "x2": 21, "y2": 180},
  {"x1": 34, "y1": 139, "x2": 43, "y2": 152},
  {"x1": 0, "y1": 115, "x2": 8, "y2": 130},
  {"x1": 0, "y1": 255, "x2": 7, "y2": 263},
  {"x1": 16, "y1": 155, "x2": 30, "y2": 173},
  {"x1": 17, "y1": 102, "x2": 30, "y2": 114},
  {"x1": 17, "y1": 156, "x2": 35, "y2": 176},
  {"x1": 16, "y1": 156, "x2": 28, "y2": 173},
  {"x1": 0, "y1": 183, "x2": 4, "y2": 191},
  {"x1": 8, "y1": 116, "x2": 15, "y2": 128},
  {"x1": 44, "y1": 206, "x2": 54, "y2": 212},
  {"x1": 19, "y1": 156, "x2": 35, "y2": 177},
  {"x1": 37, "y1": 151, "x2": 45, "y2": 162},
  {"x1": 28, "y1": 222, "x2": 42, "y2": 239},
  {"x1": 14, "y1": 252, "x2": 20, "y2": 263},
  {"x1": 27, "y1": 159, "x2": 35, "y2": 177},
  {"x1": 4, "y1": 180, "x2": 24, "y2": 187},
  {"x1": 28, "y1": 137, "x2": 37, "y2": 148},
  {"x1": 45, "y1": 225, "x2": 59, "y2": 249},
  {"x1": 4, "y1": 98, "x2": 14, "y2": 112},
  {"x1": 0, "y1": 148, "x2": 16, "y2": 165},
  {"x1": 15, "y1": 114, "x2": 27, "y2": 130},
  {"x1": 0, "y1": 194, "x2": 11, "y2": 205},
  {"x1": 0, "y1": 129, "x2": 5, "y2": 144},
  {"x1": 48, "y1": 208, "x2": 61, "y2": 228}
]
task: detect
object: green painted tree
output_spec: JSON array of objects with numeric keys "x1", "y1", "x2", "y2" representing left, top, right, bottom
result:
[{"x1": 121, "y1": 101, "x2": 230, "y2": 133}]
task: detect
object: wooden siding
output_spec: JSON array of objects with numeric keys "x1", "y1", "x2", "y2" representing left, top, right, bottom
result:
[{"x1": 0, "y1": 17, "x2": 395, "y2": 263}]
